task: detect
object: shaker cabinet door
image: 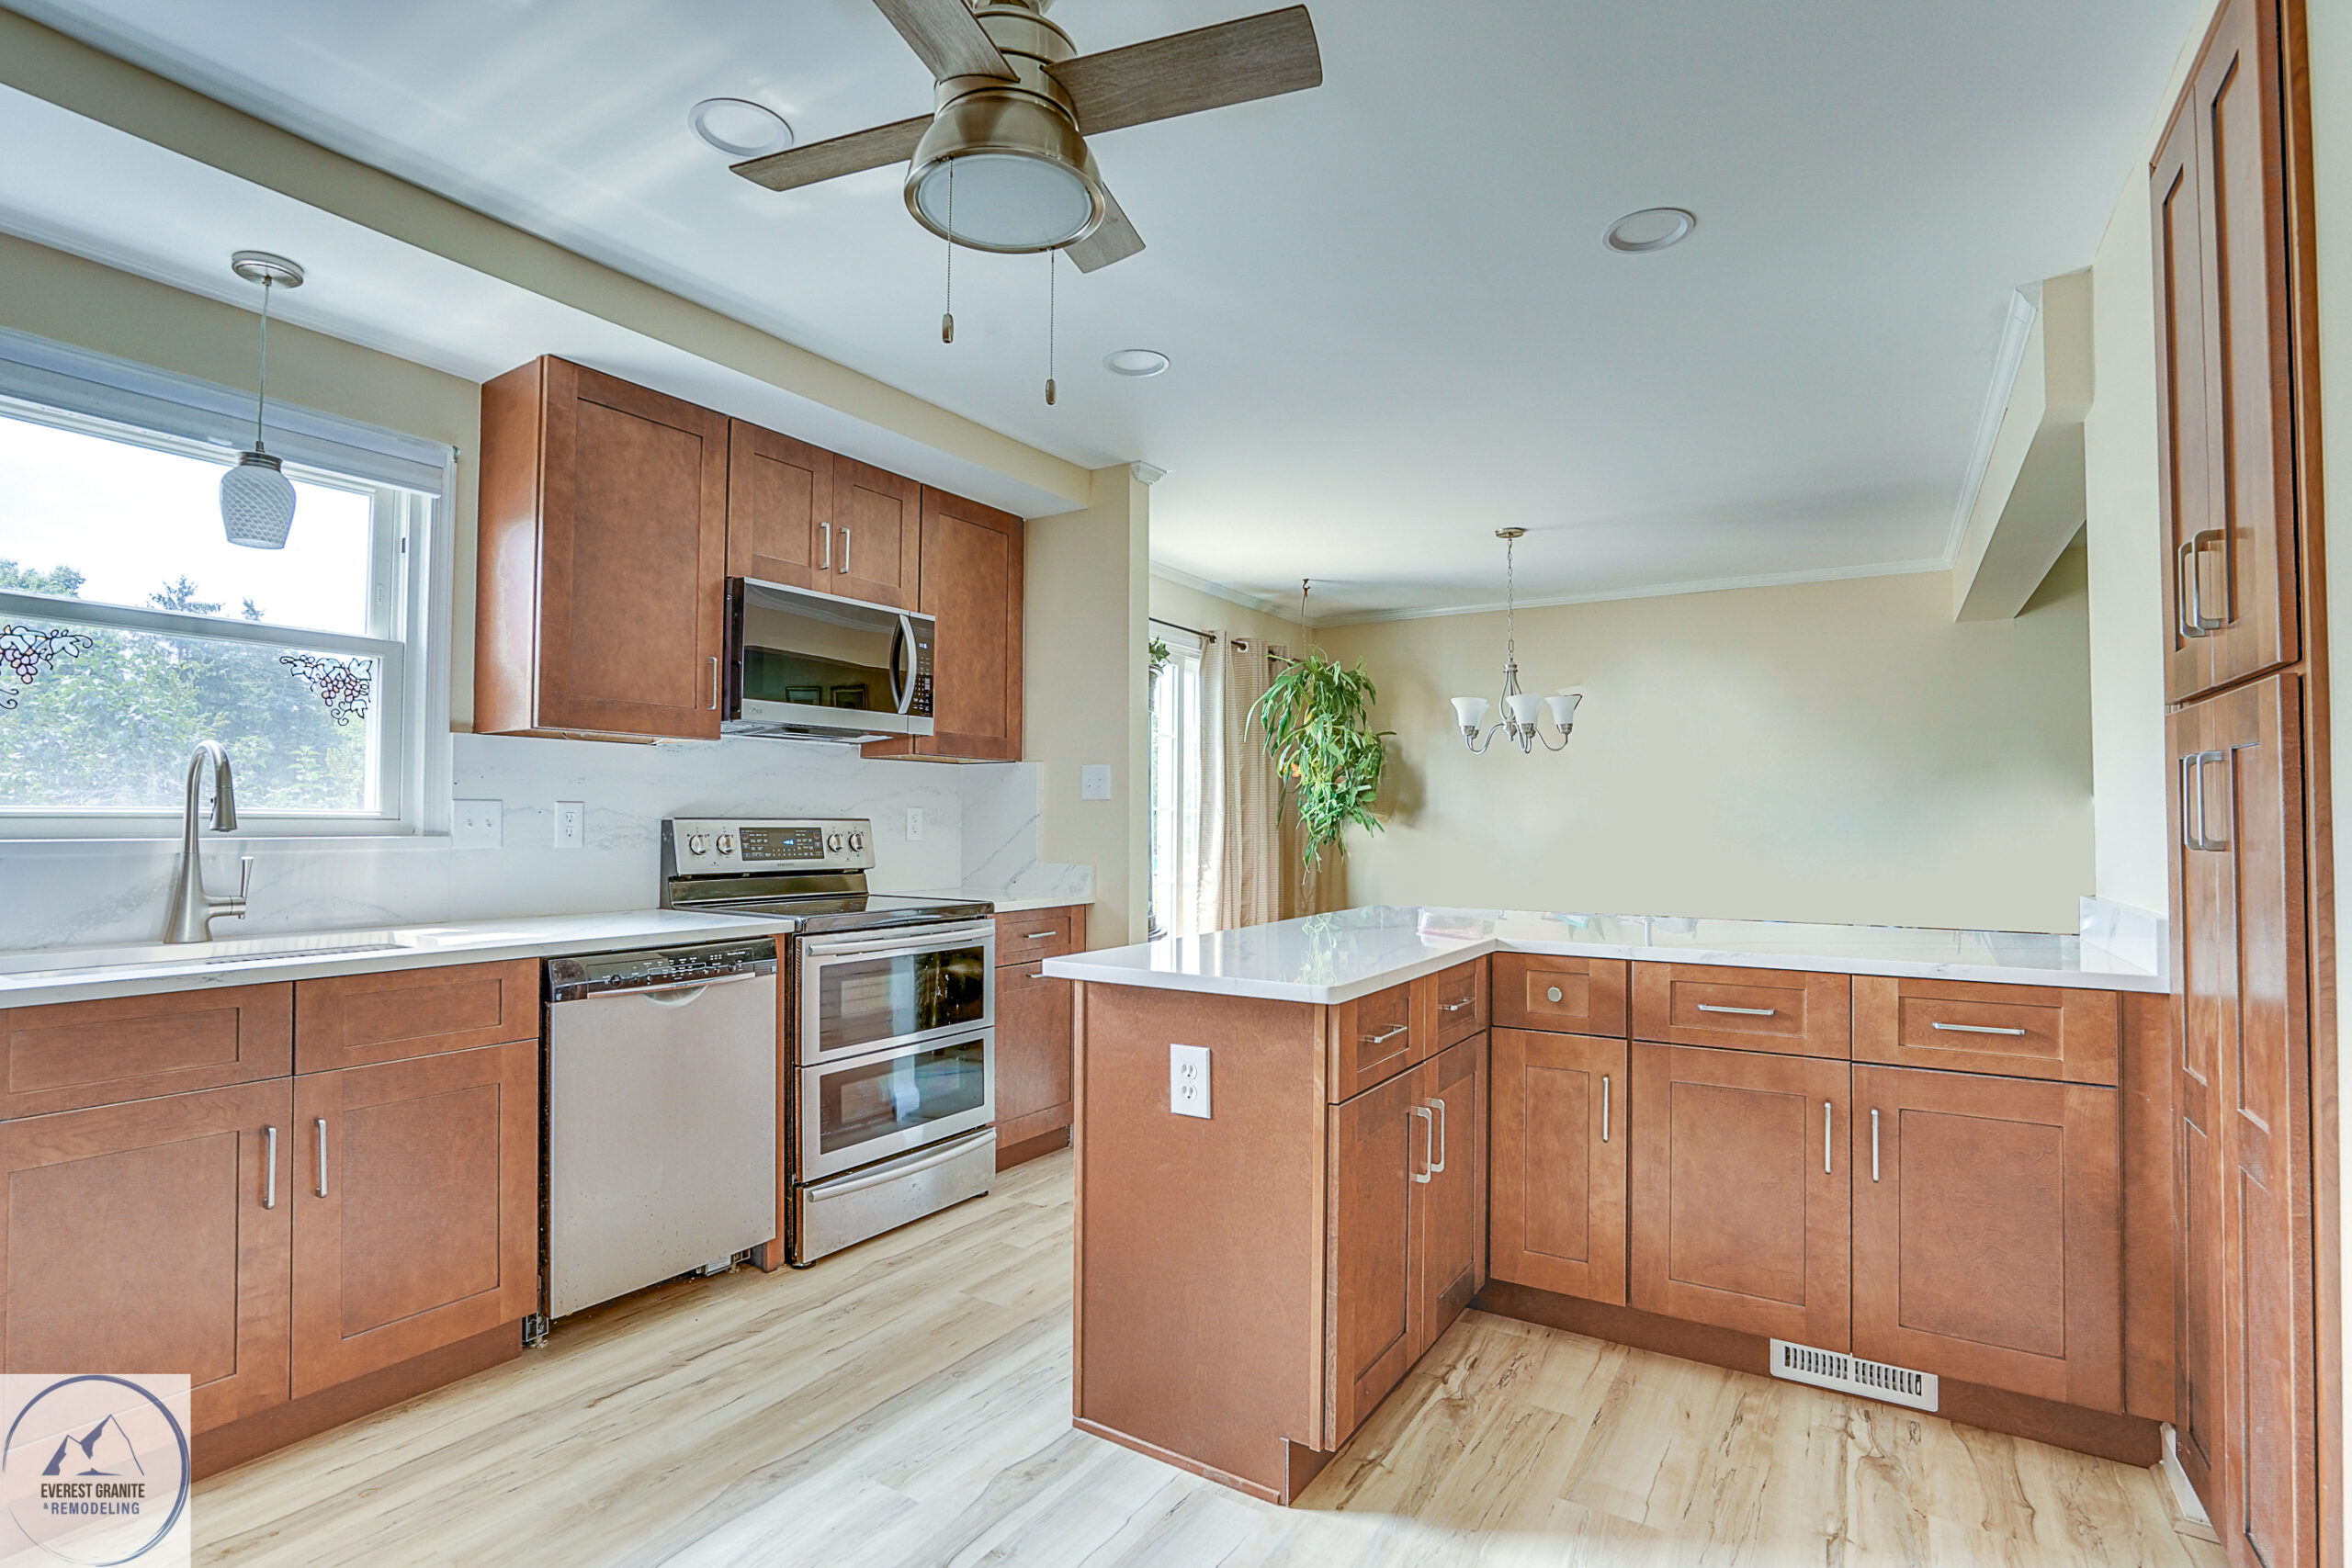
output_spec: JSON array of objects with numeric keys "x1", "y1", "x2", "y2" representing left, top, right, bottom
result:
[
  {"x1": 993, "y1": 961, "x2": 1074, "y2": 1156},
  {"x1": 1325, "y1": 1070, "x2": 1419, "y2": 1445},
  {"x1": 727, "y1": 420, "x2": 834, "y2": 592},
  {"x1": 1489, "y1": 1028, "x2": 1625, "y2": 1305},
  {"x1": 1410, "y1": 1034, "x2": 1487, "y2": 1361}
]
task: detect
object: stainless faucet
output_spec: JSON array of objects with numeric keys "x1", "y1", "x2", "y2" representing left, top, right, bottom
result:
[{"x1": 166, "y1": 740, "x2": 253, "y2": 943}]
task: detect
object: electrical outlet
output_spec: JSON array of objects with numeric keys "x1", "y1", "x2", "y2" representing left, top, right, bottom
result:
[
  {"x1": 452, "y1": 798, "x2": 503, "y2": 850},
  {"x1": 554, "y1": 801, "x2": 585, "y2": 850},
  {"x1": 1170, "y1": 1043, "x2": 1211, "y2": 1119},
  {"x1": 906, "y1": 807, "x2": 924, "y2": 841},
  {"x1": 1080, "y1": 764, "x2": 1113, "y2": 802}
]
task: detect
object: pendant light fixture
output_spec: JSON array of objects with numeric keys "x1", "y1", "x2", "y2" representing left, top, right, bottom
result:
[
  {"x1": 1451, "y1": 528, "x2": 1582, "y2": 754},
  {"x1": 220, "y1": 250, "x2": 304, "y2": 550}
]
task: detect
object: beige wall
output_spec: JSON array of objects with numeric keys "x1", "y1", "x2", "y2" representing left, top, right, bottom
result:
[
  {"x1": 1029, "y1": 468, "x2": 1151, "y2": 946},
  {"x1": 1149, "y1": 575, "x2": 1306, "y2": 649},
  {"x1": 1315, "y1": 557, "x2": 2094, "y2": 931}
]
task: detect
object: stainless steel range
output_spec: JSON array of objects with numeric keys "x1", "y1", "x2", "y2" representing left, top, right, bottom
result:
[{"x1": 661, "y1": 818, "x2": 997, "y2": 1265}]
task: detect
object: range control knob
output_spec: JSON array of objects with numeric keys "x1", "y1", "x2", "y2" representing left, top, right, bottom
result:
[
  {"x1": 715, "y1": 833, "x2": 735, "y2": 855},
  {"x1": 687, "y1": 834, "x2": 711, "y2": 855},
  {"x1": 847, "y1": 830, "x2": 865, "y2": 852},
  {"x1": 826, "y1": 830, "x2": 844, "y2": 852}
]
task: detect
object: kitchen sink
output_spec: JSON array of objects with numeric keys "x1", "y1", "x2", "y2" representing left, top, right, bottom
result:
[{"x1": 0, "y1": 929, "x2": 428, "y2": 981}]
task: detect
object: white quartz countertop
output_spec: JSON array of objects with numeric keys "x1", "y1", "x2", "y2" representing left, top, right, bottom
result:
[
  {"x1": 1041, "y1": 905, "x2": 2166, "y2": 1004},
  {"x1": 0, "y1": 909, "x2": 799, "y2": 1010}
]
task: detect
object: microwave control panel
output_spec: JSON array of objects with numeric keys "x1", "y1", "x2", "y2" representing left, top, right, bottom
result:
[{"x1": 909, "y1": 629, "x2": 934, "y2": 716}]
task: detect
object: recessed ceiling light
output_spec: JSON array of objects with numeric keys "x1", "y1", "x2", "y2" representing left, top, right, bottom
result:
[
  {"x1": 690, "y1": 98, "x2": 794, "y2": 159},
  {"x1": 1603, "y1": 207, "x2": 1697, "y2": 254},
  {"x1": 1104, "y1": 349, "x2": 1170, "y2": 378}
]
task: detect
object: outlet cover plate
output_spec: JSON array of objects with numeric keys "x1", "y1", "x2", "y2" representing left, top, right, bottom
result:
[
  {"x1": 1170, "y1": 1043, "x2": 1211, "y2": 1119},
  {"x1": 1080, "y1": 765, "x2": 1112, "y2": 801},
  {"x1": 452, "y1": 798, "x2": 503, "y2": 850},
  {"x1": 554, "y1": 801, "x2": 585, "y2": 851}
]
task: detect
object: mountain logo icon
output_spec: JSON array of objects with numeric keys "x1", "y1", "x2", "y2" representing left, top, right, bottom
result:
[{"x1": 37, "y1": 1415, "x2": 141, "y2": 1480}]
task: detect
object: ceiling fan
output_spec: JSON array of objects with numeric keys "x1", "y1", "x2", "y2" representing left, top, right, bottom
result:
[{"x1": 730, "y1": 0, "x2": 1323, "y2": 271}]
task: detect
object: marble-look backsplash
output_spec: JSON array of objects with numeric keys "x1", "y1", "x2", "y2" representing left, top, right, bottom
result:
[{"x1": 0, "y1": 732, "x2": 1089, "y2": 952}]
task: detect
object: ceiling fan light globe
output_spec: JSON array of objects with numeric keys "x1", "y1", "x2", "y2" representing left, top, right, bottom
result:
[
  {"x1": 220, "y1": 450, "x2": 295, "y2": 549},
  {"x1": 907, "y1": 90, "x2": 1104, "y2": 252}
]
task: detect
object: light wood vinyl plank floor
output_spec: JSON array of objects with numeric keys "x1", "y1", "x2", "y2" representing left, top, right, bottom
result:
[{"x1": 193, "y1": 1149, "x2": 2221, "y2": 1567}]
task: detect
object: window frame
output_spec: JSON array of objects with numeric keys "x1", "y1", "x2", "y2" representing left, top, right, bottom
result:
[
  {"x1": 0, "y1": 326, "x2": 454, "y2": 840},
  {"x1": 1148, "y1": 622, "x2": 1205, "y2": 941}
]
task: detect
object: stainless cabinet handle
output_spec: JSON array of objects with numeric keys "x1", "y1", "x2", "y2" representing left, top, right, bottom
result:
[
  {"x1": 1698, "y1": 1003, "x2": 1776, "y2": 1017},
  {"x1": 820, "y1": 521, "x2": 831, "y2": 570},
  {"x1": 1411, "y1": 1104, "x2": 1434, "y2": 1184},
  {"x1": 1441, "y1": 998, "x2": 1474, "y2": 1014},
  {"x1": 263, "y1": 1125, "x2": 277, "y2": 1210},
  {"x1": 1823, "y1": 1101, "x2": 1832, "y2": 1174},
  {"x1": 1023, "y1": 930, "x2": 1058, "y2": 939},
  {"x1": 314, "y1": 1118, "x2": 329, "y2": 1198},
  {"x1": 839, "y1": 526, "x2": 851, "y2": 574},
  {"x1": 707, "y1": 655, "x2": 720, "y2": 712},
  {"x1": 1871, "y1": 1108, "x2": 1881, "y2": 1183},
  {"x1": 1427, "y1": 1096, "x2": 1448, "y2": 1175},
  {"x1": 1363, "y1": 1023, "x2": 1409, "y2": 1044},
  {"x1": 1026, "y1": 971, "x2": 1046, "y2": 980},
  {"x1": 1601, "y1": 1075, "x2": 1611, "y2": 1144},
  {"x1": 1930, "y1": 1021, "x2": 2029, "y2": 1036},
  {"x1": 2197, "y1": 750, "x2": 2232, "y2": 852},
  {"x1": 2181, "y1": 527, "x2": 2227, "y2": 633}
]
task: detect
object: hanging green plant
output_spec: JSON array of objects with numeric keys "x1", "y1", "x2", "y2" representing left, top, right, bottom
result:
[
  {"x1": 1148, "y1": 635, "x2": 1170, "y2": 678},
  {"x1": 1251, "y1": 651, "x2": 1392, "y2": 865}
]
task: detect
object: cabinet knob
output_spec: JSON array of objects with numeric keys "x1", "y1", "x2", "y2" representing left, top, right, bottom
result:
[{"x1": 1546, "y1": 986, "x2": 1563, "y2": 1004}]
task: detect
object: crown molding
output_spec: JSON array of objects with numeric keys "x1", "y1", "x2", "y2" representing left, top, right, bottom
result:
[
  {"x1": 1941, "y1": 286, "x2": 2042, "y2": 568},
  {"x1": 1148, "y1": 562, "x2": 1294, "y2": 619},
  {"x1": 1307, "y1": 555, "x2": 1950, "y2": 627}
]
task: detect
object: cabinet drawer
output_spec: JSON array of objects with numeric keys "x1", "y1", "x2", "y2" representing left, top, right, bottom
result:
[
  {"x1": 1328, "y1": 983, "x2": 1416, "y2": 1101},
  {"x1": 0, "y1": 983, "x2": 292, "y2": 1120},
  {"x1": 996, "y1": 908, "x2": 1079, "y2": 964},
  {"x1": 1853, "y1": 977, "x2": 2120, "y2": 1085},
  {"x1": 1632, "y1": 964, "x2": 1850, "y2": 1058},
  {"x1": 1420, "y1": 959, "x2": 1488, "y2": 1050},
  {"x1": 295, "y1": 960, "x2": 540, "y2": 1074},
  {"x1": 1493, "y1": 954, "x2": 1629, "y2": 1037}
]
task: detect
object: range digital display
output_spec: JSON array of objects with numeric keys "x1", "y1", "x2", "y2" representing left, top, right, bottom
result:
[{"x1": 739, "y1": 826, "x2": 825, "y2": 863}]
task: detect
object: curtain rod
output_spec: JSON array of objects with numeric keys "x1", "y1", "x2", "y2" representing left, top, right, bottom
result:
[{"x1": 1149, "y1": 616, "x2": 1219, "y2": 643}]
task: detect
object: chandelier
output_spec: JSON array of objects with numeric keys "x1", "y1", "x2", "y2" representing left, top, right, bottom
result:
[{"x1": 1450, "y1": 528, "x2": 1582, "y2": 754}]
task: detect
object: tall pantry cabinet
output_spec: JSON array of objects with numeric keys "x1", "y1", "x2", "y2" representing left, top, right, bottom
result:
[{"x1": 2151, "y1": 1, "x2": 2333, "y2": 1562}]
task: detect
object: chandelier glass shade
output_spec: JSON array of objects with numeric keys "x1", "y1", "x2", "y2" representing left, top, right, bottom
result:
[{"x1": 1451, "y1": 528, "x2": 1582, "y2": 754}]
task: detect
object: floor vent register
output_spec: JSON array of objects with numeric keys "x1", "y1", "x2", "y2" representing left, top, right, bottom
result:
[{"x1": 1768, "y1": 1339, "x2": 1939, "y2": 1412}]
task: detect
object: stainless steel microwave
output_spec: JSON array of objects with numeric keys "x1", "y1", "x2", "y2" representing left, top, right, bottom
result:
[{"x1": 724, "y1": 578, "x2": 935, "y2": 740}]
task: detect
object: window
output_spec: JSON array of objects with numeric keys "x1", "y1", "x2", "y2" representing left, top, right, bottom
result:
[
  {"x1": 0, "y1": 329, "x2": 450, "y2": 836},
  {"x1": 1148, "y1": 624, "x2": 1205, "y2": 940}
]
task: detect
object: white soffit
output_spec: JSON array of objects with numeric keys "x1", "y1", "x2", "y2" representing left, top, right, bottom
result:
[{"x1": 2, "y1": 0, "x2": 2212, "y2": 615}]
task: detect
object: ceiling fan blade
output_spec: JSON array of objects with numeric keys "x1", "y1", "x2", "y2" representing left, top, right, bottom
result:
[
  {"x1": 731, "y1": 117, "x2": 931, "y2": 192},
  {"x1": 869, "y1": 0, "x2": 1014, "y2": 83},
  {"x1": 1068, "y1": 189, "x2": 1146, "y2": 273},
  {"x1": 1050, "y1": 6, "x2": 1322, "y2": 137}
]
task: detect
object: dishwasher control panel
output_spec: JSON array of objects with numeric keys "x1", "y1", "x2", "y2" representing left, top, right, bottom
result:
[{"x1": 546, "y1": 937, "x2": 777, "y2": 1002}]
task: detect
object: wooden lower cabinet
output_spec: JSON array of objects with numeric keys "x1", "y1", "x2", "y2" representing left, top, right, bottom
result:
[
  {"x1": 1489, "y1": 1029, "x2": 1626, "y2": 1304},
  {"x1": 1411, "y1": 1035, "x2": 1487, "y2": 1360},
  {"x1": 1851, "y1": 1065, "x2": 2122, "y2": 1411},
  {"x1": 292, "y1": 1040, "x2": 539, "y2": 1395},
  {"x1": 1629, "y1": 1043, "x2": 1851, "y2": 1348},
  {"x1": 0, "y1": 1080, "x2": 293, "y2": 1433},
  {"x1": 994, "y1": 962, "x2": 1074, "y2": 1159}
]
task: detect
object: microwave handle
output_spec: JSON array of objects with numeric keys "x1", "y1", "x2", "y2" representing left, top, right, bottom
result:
[{"x1": 888, "y1": 611, "x2": 917, "y2": 719}]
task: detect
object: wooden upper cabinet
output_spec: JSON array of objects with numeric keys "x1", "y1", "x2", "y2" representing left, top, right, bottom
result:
[
  {"x1": 2, "y1": 1080, "x2": 294, "y2": 1434},
  {"x1": 1492, "y1": 953, "x2": 1628, "y2": 1038},
  {"x1": 868, "y1": 488, "x2": 1023, "y2": 761},
  {"x1": 292, "y1": 1040, "x2": 538, "y2": 1395},
  {"x1": 476, "y1": 357, "x2": 729, "y2": 740},
  {"x1": 1630, "y1": 1043, "x2": 1851, "y2": 1348},
  {"x1": 830, "y1": 459, "x2": 922, "y2": 609},
  {"x1": 726, "y1": 421, "x2": 833, "y2": 592},
  {"x1": 1852, "y1": 977, "x2": 2120, "y2": 1086},
  {"x1": 1851, "y1": 1066, "x2": 2122, "y2": 1412},
  {"x1": 1489, "y1": 1029, "x2": 1626, "y2": 1305},
  {"x1": 2152, "y1": 0, "x2": 2300, "y2": 704},
  {"x1": 0, "y1": 982, "x2": 291, "y2": 1120},
  {"x1": 1631, "y1": 964, "x2": 1851, "y2": 1058}
]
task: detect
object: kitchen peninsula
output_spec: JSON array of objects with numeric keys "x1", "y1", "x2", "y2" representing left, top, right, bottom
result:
[{"x1": 1045, "y1": 905, "x2": 2171, "y2": 1505}]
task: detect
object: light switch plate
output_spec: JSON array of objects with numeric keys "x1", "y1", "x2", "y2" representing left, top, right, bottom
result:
[
  {"x1": 452, "y1": 798, "x2": 503, "y2": 849},
  {"x1": 554, "y1": 801, "x2": 585, "y2": 851},
  {"x1": 906, "y1": 807, "x2": 924, "y2": 841},
  {"x1": 1080, "y1": 765, "x2": 1113, "y2": 801},
  {"x1": 1170, "y1": 1043, "x2": 1211, "y2": 1119}
]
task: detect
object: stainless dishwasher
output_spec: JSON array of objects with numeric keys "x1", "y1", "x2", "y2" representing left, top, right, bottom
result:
[{"x1": 545, "y1": 937, "x2": 777, "y2": 1320}]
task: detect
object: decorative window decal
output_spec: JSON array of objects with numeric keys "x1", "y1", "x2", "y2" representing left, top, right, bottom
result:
[
  {"x1": 0, "y1": 624, "x2": 96, "y2": 711},
  {"x1": 279, "y1": 652, "x2": 376, "y2": 726}
]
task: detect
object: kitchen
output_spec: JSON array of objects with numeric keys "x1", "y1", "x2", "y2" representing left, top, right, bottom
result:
[{"x1": 0, "y1": 0, "x2": 2341, "y2": 1564}]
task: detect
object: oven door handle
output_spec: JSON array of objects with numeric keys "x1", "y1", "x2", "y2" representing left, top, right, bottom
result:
[
  {"x1": 805, "y1": 1133, "x2": 995, "y2": 1200},
  {"x1": 803, "y1": 921, "x2": 999, "y2": 957}
]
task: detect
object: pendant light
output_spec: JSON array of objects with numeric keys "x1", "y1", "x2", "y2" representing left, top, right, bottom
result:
[
  {"x1": 1450, "y1": 528, "x2": 1582, "y2": 754},
  {"x1": 220, "y1": 250, "x2": 304, "y2": 550}
]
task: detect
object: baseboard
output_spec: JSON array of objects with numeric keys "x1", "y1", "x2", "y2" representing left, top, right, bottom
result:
[
  {"x1": 195, "y1": 1322, "x2": 524, "y2": 1481},
  {"x1": 1475, "y1": 1281, "x2": 2164, "y2": 1467},
  {"x1": 997, "y1": 1123, "x2": 1073, "y2": 1169},
  {"x1": 1072, "y1": 1416, "x2": 1285, "y2": 1505}
]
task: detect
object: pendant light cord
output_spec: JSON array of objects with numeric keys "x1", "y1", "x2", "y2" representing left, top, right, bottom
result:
[
  {"x1": 1504, "y1": 534, "x2": 1516, "y2": 663},
  {"x1": 254, "y1": 276, "x2": 273, "y2": 451}
]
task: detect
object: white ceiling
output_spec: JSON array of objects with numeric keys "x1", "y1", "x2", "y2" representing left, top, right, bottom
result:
[{"x1": 3, "y1": 0, "x2": 2207, "y2": 618}]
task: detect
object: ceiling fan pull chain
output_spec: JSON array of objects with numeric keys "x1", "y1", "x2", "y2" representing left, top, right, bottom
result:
[
  {"x1": 942, "y1": 162, "x2": 956, "y2": 344},
  {"x1": 1045, "y1": 249, "x2": 1057, "y2": 406}
]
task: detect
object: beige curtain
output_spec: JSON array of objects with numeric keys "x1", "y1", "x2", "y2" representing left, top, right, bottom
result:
[{"x1": 1198, "y1": 636, "x2": 1284, "y2": 933}]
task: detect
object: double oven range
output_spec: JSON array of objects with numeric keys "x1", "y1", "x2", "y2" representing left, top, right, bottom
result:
[{"x1": 662, "y1": 818, "x2": 998, "y2": 1265}]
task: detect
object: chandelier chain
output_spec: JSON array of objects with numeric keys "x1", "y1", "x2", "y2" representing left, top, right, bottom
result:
[{"x1": 254, "y1": 276, "x2": 273, "y2": 449}]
